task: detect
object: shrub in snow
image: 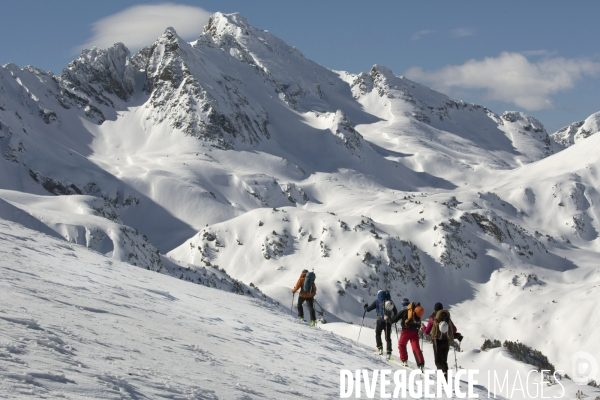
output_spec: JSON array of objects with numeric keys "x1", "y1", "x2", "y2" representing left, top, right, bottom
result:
[
  {"x1": 503, "y1": 340, "x2": 555, "y2": 373},
  {"x1": 480, "y1": 339, "x2": 502, "y2": 351}
]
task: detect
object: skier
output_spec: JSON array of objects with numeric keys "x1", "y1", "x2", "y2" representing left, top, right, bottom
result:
[
  {"x1": 421, "y1": 302, "x2": 463, "y2": 380},
  {"x1": 292, "y1": 269, "x2": 317, "y2": 326},
  {"x1": 390, "y1": 301, "x2": 425, "y2": 370},
  {"x1": 364, "y1": 290, "x2": 398, "y2": 360}
]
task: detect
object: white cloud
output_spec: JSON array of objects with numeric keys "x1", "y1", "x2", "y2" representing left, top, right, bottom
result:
[
  {"x1": 451, "y1": 28, "x2": 474, "y2": 38},
  {"x1": 77, "y1": 3, "x2": 212, "y2": 53},
  {"x1": 411, "y1": 30, "x2": 436, "y2": 41},
  {"x1": 405, "y1": 52, "x2": 600, "y2": 110}
]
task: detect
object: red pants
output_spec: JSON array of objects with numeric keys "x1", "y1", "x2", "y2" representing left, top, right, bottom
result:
[{"x1": 398, "y1": 329, "x2": 424, "y2": 366}]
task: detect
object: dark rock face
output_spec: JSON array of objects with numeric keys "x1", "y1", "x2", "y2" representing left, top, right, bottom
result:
[
  {"x1": 61, "y1": 43, "x2": 136, "y2": 103},
  {"x1": 125, "y1": 26, "x2": 270, "y2": 149},
  {"x1": 29, "y1": 170, "x2": 82, "y2": 195}
]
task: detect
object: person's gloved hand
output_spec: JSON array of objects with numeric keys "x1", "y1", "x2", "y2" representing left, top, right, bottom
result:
[
  {"x1": 455, "y1": 333, "x2": 464, "y2": 342},
  {"x1": 363, "y1": 303, "x2": 368, "y2": 311}
]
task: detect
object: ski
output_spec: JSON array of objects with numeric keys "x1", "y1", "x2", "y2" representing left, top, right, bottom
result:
[
  {"x1": 393, "y1": 360, "x2": 414, "y2": 370},
  {"x1": 372, "y1": 350, "x2": 415, "y2": 369}
]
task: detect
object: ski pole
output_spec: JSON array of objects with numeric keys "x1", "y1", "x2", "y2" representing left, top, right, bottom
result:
[
  {"x1": 314, "y1": 298, "x2": 325, "y2": 316},
  {"x1": 357, "y1": 309, "x2": 366, "y2": 345},
  {"x1": 291, "y1": 292, "x2": 295, "y2": 315},
  {"x1": 454, "y1": 341, "x2": 458, "y2": 371},
  {"x1": 394, "y1": 323, "x2": 399, "y2": 341},
  {"x1": 385, "y1": 322, "x2": 389, "y2": 355}
]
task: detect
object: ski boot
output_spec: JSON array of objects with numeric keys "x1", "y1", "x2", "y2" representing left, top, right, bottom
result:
[
  {"x1": 310, "y1": 320, "x2": 316, "y2": 327},
  {"x1": 418, "y1": 364, "x2": 425, "y2": 373},
  {"x1": 377, "y1": 346, "x2": 383, "y2": 355},
  {"x1": 299, "y1": 317, "x2": 305, "y2": 322},
  {"x1": 399, "y1": 360, "x2": 409, "y2": 368},
  {"x1": 385, "y1": 352, "x2": 391, "y2": 361}
]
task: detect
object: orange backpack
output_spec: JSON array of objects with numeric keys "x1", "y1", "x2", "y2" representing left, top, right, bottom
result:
[{"x1": 404, "y1": 302, "x2": 425, "y2": 328}]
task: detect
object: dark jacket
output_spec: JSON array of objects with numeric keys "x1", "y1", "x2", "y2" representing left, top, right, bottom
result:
[{"x1": 390, "y1": 309, "x2": 421, "y2": 330}]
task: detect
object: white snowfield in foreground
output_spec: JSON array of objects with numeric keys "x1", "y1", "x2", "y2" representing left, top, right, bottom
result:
[
  {"x1": 0, "y1": 219, "x2": 438, "y2": 399},
  {"x1": 2, "y1": 219, "x2": 598, "y2": 399}
]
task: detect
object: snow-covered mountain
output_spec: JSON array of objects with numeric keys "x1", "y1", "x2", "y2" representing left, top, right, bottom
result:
[
  {"x1": 551, "y1": 111, "x2": 600, "y2": 149},
  {"x1": 1, "y1": 11, "x2": 599, "y2": 389}
]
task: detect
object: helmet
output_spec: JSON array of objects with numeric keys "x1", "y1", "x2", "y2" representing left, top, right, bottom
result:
[
  {"x1": 439, "y1": 321, "x2": 449, "y2": 334},
  {"x1": 384, "y1": 300, "x2": 395, "y2": 312}
]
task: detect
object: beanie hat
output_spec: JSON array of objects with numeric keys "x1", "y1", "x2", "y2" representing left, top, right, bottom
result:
[
  {"x1": 434, "y1": 302, "x2": 443, "y2": 312},
  {"x1": 402, "y1": 298, "x2": 410, "y2": 307}
]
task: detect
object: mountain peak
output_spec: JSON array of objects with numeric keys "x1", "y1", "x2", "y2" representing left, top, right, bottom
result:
[
  {"x1": 140, "y1": 26, "x2": 192, "y2": 80},
  {"x1": 501, "y1": 111, "x2": 544, "y2": 129},
  {"x1": 62, "y1": 42, "x2": 135, "y2": 103},
  {"x1": 152, "y1": 26, "x2": 187, "y2": 52},
  {"x1": 159, "y1": 26, "x2": 183, "y2": 41},
  {"x1": 203, "y1": 12, "x2": 252, "y2": 38},
  {"x1": 2, "y1": 62, "x2": 21, "y2": 72},
  {"x1": 200, "y1": 11, "x2": 279, "y2": 54},
  {"x1": 370, "y1": 64, "x2": 395, "y2": 79},
  {"x1": 70, "y1": 43, "x2": 130, "y2": 69},
  {"x1": 551, "y1": 111, "x2": 600, "y2": 148}
]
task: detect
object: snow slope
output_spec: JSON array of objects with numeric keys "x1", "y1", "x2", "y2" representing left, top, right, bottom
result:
[
  {"x1": 1, "y1": 219, "x2": 598, "y2": 399},
  {"x1": 166, "y1": 110, "x2": 600, "y2": 382},
  {"x1": 1, "y1": 10, "x2": 599, "y2": 388},
  {"x1": 0, "y1": 218, "x2": 369, "y2": 398},
  {"x1": 0, "y1": 219, "x2": 473, "y2": 399}
]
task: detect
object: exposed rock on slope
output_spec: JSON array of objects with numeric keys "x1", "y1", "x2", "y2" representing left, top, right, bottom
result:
[{"x1": 551, "y1": 111, "x2": 600, "y2": 148}]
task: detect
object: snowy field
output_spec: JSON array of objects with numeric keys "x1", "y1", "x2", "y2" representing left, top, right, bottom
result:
[
  {"x1": 0, "y1": 218, "x2": 365, "y2": 398},
  {"x1": 2, "y1": 219, "x2": 599, "y2": 399}
]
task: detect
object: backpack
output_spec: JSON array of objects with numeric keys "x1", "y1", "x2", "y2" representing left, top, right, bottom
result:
[
  {"x1": 376, "y1": 290, "x2": 392, "y2": 320},
  {"x1": 403, "y1": 302, "x2": 424, "y2": 329},
  {"x1": 430, "y1": 309, "x2": 454, "y2": 341},
  {"x1": 302, "y1": 271, "x2": 316, "y2": 293}
]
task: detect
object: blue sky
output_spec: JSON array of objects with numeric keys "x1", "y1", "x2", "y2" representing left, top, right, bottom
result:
[{"x1": 1, "y1": 0, "x2": 599, "y2": 132}]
